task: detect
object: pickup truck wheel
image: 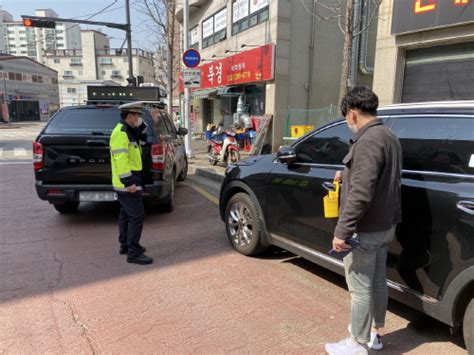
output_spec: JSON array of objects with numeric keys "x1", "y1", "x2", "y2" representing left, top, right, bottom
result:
[
  {"x1": 53, "y1": 202, "x2": 79, "y2": 214},
  {"x1": 177, "y1": 157, "x2": 188, "y2": 182},
  {"x1": 463, "y1": 298, "x2": 474, "y2": 353},
  {"x1": 159, "y1": 173, "x2": 175, "y2": 213},
  {"x1": 225, "y1": 193, "x2": 267, "y2": 256}
]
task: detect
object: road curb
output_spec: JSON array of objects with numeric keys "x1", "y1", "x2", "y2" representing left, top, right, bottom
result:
[{"x1": 193, "y1": 167, "x2": 225, "y2": 183}]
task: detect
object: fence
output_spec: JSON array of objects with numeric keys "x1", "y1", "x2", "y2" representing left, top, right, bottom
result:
[{"x1": 284, "y1": 104, "x2": 339, "y2": 143}]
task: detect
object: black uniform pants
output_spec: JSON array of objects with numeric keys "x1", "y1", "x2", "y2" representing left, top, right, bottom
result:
[{"x1": 117, "y1": 191, "x2": 145, "y2": 256}]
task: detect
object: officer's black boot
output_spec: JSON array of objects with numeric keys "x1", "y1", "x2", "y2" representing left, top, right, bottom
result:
[
  {"x1": 127, "y1": 253, "x2": 153, "y2": 265},
  {"x1": 120, "y1": 244, "x2": 146, "y2": 255}
]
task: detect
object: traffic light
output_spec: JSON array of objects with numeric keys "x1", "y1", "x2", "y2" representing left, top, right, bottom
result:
[
  {"x1": 22, "y1": 18, "x2": 56, "y2": 29},
  {"x1": 137, "y1": 75, "x2": 144, "y2": 86}
]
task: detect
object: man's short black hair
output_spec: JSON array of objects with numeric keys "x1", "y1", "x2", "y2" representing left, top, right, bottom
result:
[
  {"x1": 120, "y1": 110, "x2": 130, "y2": 120},
  {"x1": 340, "y1": 85, "x2": 379, "y2": 117}
]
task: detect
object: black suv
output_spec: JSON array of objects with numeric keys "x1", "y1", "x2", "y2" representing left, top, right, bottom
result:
[
  {"x1": 219, "y1": 101, "x2": 474, "y2": 351},
  {"x1": 33, "y1": 105, "x2": 188, "y2": 213}
]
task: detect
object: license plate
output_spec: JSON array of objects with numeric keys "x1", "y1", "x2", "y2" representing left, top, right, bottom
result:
[{"x1": 79, "y1": 191, "x2": 117, "y2": 202}]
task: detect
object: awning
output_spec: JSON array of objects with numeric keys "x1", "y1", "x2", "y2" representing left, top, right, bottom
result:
[
  {"x1": 192, "y1": 88, "x2": 218, "y2": 99},
  {"x1": 217, "y1": 86, "x2": 244, "y2": 97}
]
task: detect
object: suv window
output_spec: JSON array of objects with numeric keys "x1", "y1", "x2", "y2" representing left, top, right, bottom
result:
[
  {"x1": 391, "y1": 116, "x2": 474, "y2": 175},
  {"x1": 154, "y1": 112, "x2": 171, "y2": 136},
  {"x1": 45, "y1": 107, "x2": 154, "y2": 139},
  {"x1": 161, "y1": 112, "x2": 178, "y2": 139},
  {"x1": 295, "y1": 122, "x2": 351, "y2": 165},
  {"x1": 46, "y1": 108, "x2": 121, "y2": 135}
]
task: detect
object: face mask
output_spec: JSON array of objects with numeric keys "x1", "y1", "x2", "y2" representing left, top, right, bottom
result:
[
  {"x1": 134, "y1": 116, "x2": 143, "y2": 128},
  {"x1": 347, "y1": 123, "x2": 358, "y2": 134}
]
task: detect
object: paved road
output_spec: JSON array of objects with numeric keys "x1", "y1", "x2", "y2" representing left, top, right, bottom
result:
[
  {"x1": 0, "y1": 162, "x2": 467, "y2": 354},
  {"x1": 0, "y1": 122, "x2": 44, "y2": 162}
]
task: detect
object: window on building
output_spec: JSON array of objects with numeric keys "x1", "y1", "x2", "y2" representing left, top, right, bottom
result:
[
  {"x1": 20, "y1": 51, "x2": 27, "y2": 55},
  {"x1": 232, "y1": 0, "x2": 269, "y2": 35},
  {"x1": 63, "y1": 71, "x2": 73, "y2": 78},
  {"x1": 100, "y1": 58, "x2": 113, "y2": 65},
  {"x1": 111, "y1": 70, "x2": 122, "y2": 78},
  {"x1": 202, "y1": 8, "x2": 228, "y2": 49},
  {"x1": 67, "y1": 88, "x2": 77, "y2": 94},
  {"x1": 15, "y1": 73, "x2": 22, "y2": 81},
  {"x1": 57, "y1": 44, "x2": 64, "y2": 48},
  {"x1": 101, "y1": 70, "x2": 106, "y2": 75},
  {"x1": 19, "y1": 37, "x2": 26, "y2": 41},
  {"x1": 9, "y1": 44, "x2": 16, "y2": 48},
  {"x1": 70, "y1": 58, "x2": 82, "y2": 66},
  {"x1": 54, "y1": 59, "x2": 60, "y2": 64},
  {"x1": 189, "y1": 26, "x2": 200, "y2": 50},
  {"x1": 56, "y1": 37, "x2": 64, "y2": 41}
]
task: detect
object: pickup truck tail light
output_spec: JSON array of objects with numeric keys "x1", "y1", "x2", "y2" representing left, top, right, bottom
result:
[
  {"x1": 151, "y1": 143, "x2": 165, "y2": 170},
  {"x1": 32, "y1": 141, "x2": 44, "y2": 170}
]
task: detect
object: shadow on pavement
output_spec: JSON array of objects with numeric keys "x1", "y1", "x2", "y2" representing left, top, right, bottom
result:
[
  {"x1": 0, "y1": 165, "x2": 230, "y2": 305},
  {"x1": 282, "y1": 256, "x2": 465, "y2": 352}
]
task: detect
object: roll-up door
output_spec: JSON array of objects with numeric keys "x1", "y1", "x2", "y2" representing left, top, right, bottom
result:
[{"x1": 402, "y1": 42, "x2": 474, "y2": 103}]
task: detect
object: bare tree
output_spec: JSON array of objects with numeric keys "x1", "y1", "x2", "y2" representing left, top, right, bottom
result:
[
  {"x1": 301, "y1": 0, "x2": 382, "y2": 102},
  {"x1": 137, "y1": 0, "x2": 180, "y2": 114}
]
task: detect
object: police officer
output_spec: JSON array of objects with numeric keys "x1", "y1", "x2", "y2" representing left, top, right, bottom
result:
[{"x1": 110, "y1": 102, "x2": 153, "y2": 265}]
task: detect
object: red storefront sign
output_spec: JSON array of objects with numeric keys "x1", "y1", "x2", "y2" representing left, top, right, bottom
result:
[{"x1": 179, "y1": 43, "x2": 274, "y2": 92}]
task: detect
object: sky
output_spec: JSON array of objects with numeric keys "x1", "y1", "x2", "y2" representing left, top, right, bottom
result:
[{"x1": 1, "y1": 0, "x2": 158, "y2": 51}]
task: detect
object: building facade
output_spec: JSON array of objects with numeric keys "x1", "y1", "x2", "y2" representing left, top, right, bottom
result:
[
  {"x1": 177, "y1": 0, "x2": 377, "y2": 149},
  {"x1": 44, "y1": 30, "x2": 156, "y2": 107},
  {"x1": 373, "y1": 0, "x2": 474, "y2": 105},
  {"x1": 0, "y1": 54, "x2": 59, "y2": 122},
  {"x1": 0, "y1": 9, "x2": 81, "y2": 63}
]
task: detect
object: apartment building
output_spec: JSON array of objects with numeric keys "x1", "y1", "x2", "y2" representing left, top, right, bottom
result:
[
  {"x1": 44, "y1": 30, "x2": 156, "y2": 107},
  {"x1": 177, "y1": 0, "x2": 377, "y2": 149},
  {"x1": 373, "y1": 0, "x2": 474, "y2": 104},
  {"x1": 0, "y1": 9, "x2": 81, "y2": 63}
]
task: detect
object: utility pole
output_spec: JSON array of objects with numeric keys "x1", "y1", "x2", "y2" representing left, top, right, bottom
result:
[
  {"x1": 125, "y1": 0, "x2": 134, "y2": 83},
  {"x1": 183, "y1": 0, "x2": 193, "y2": 158}
]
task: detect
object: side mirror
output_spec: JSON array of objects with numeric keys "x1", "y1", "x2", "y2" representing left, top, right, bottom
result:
[
  {"x1": 277, "y1": 146, "x2": 297, "y2": 165},
  {"x1": 178, "y1": 127, "x2": 188, "y2": 136}
]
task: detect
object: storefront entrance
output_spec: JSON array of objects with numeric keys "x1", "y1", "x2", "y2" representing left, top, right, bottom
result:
[{"x1": 9, "y1": 100, "x2": 41, "y2": 121}]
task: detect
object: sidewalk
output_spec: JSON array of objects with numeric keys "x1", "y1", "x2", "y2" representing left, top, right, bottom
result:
[{"x1": 187, "y1": 138, "x2": 250, "y2": 183}]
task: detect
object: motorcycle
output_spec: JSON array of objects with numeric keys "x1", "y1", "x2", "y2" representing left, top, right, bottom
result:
[{"x1": 207, "y1": 128, "x2": 241, "y2": 166}]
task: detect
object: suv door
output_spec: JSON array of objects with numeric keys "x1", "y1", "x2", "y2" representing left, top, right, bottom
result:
[
  {"x1": 387, "y1": 114, "x2": 474, "y2": 300},
  {"x1": 266, "y1": 122, "x2": 351, "y2": 254},
  {"x1": 153, "y1": 111, "x2": 175, "y2": 179},
  {"x1": 161, "y1": 111, "x2": 185, "y2": 177}
]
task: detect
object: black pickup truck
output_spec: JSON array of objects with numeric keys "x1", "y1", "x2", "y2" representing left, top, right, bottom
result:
[{"x1": 33, "y1": 104, "x2": 188, "y2": 214}]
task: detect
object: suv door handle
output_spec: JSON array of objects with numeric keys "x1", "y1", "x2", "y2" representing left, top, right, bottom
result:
[
  {"x1": 322, "y1": 181, "x2": 335, "y2": 191},
  {"x1": 457, "y1": 201, "x2": 474, "y2": 215}
]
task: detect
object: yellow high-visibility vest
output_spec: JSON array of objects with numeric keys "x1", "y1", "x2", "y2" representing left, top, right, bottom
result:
[{"x1": 109, "y1": 122, "x2": 142, "y2": 191}]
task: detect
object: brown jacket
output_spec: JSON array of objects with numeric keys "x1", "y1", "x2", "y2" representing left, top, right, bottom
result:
[{"x1": 334, "y1": 118, "x2": 402, "y2": 239}]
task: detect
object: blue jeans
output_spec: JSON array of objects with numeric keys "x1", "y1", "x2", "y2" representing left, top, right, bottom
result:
[{"x1": 344, "y1": 225, "x2": 396, "y2": 344}]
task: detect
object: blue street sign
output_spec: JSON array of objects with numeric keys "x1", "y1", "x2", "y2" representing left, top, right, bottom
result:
[{"x1": 182, "y1": 49, "x2": 201, "y2": 68}]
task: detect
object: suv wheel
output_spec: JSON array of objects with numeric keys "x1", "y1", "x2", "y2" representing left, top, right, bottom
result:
[
  {"x1": 225, "y1": 193, "x2": 267, "y2": 255},
  {"x1": 53, "y1": 202, "x2": 79, "y2": 214},
  {"x1": 177, "y1": 157, "x2": 188, "y2": 182},
  {"x1": 464, "y1": 298, "x2": 474, "y2": 353},
  {"x1": 159, "y1": 173, "x2": 175, "y2": 213}
]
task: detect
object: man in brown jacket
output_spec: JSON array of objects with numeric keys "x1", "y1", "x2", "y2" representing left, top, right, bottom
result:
[{"x1": 325, "y1": 86, "x2": 402, "y2": 355}]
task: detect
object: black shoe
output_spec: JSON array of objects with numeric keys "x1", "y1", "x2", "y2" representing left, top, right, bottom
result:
[
  {"x1": 119, "y1": 245, "x2": 146, "y2": 255},
  {"x1": 127, "y1": 253, "x2": 153, "y2": 265}
]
